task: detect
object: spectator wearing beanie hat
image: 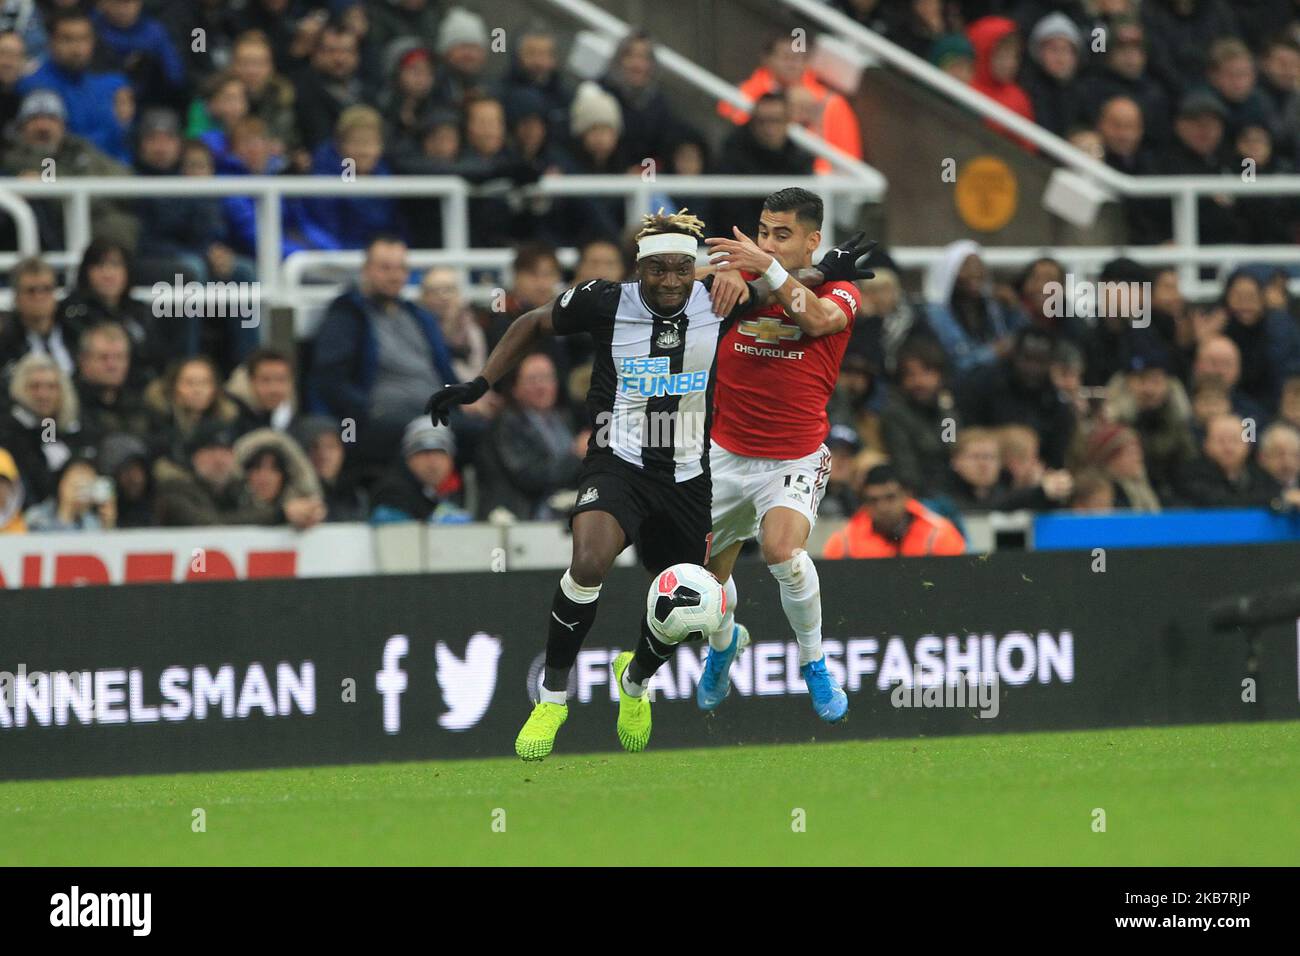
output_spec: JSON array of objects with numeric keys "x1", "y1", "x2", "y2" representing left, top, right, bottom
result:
[
  {"x1": 1083, "y1": 421, "x2": 1162, "y2": 511},
  {"x1": 568, "y1": 80, "x2": 623, "y2": 160},
  {"x1": 376, "y1": 38, "x2": 439, "y2": 155},
  {"x1": 434, "y1": 7, "x2": 493, "y2": 107},
  {"x1": 1020, "y1": 13, "x2": 1088, "y2": 138},
  {"x1": 930, "y1": 34, "x2": 975, "y2": 84},
  {"x1": 370, "y1": 417, "x2": 471, "y2": 524},
  {"x1": 1104, "y1": 338, "x2": 1197, "y2": 502},
  {"x1": 558, "y1": 80, "x2": 626, "y2": 240},
  {"x1": 506, "y1": 85, "x2": 569, "y2": 173}
]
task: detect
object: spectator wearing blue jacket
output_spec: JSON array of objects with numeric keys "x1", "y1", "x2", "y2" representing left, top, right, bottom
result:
[
  {"x1": 924, "y1": 239, "x2": 1027, "y2": 382},
  {"x1": 310, "y1": 236, "x2": 455, "y2": 463},
  {"x1": 299, "y1": 105, "x2": 403, "y2": 251},
  {"x1": 19, "y1": 10, "x2": 131, "y2": 162},
  {"x1": 219, "y1": 115, "x2": 336, "y2": 259},
  {"x1": 92, "y1": 0, "x2": 186, "y2": 110}
]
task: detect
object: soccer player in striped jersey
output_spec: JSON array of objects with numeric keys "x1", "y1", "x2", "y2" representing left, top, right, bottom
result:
[
  {"x1": 698, "y1": 189, "x2": 877, "y2": 723},
  {"x1": 427, "y1": 210, "x2": 763, "y2": 760}
]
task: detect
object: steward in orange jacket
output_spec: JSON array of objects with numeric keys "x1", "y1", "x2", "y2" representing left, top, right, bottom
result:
[{"x1": 823, "y1": 464, "x2": 965, "y2": 559}]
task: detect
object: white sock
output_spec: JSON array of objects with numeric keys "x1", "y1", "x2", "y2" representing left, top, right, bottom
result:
[
  {"x1": 539, "y1": 685, "x2": 567, "y2": 705},
  {"x1": 560, "y1": 568, "x2": 602, "y2": 603},
  {"x1": 707, "y1": 576, "x2": 738, "y2": 651},
  {"x1": 768, "y1": 549, "x2": 822, "y2": 665},
  {"x1": 620, "y1": 667, "x2": 647, "y2": 698}
]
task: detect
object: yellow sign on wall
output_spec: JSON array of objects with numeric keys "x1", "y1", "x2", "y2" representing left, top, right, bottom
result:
[{"x1": 954, "y1": 156, "x2": 1018, "y2": 232}]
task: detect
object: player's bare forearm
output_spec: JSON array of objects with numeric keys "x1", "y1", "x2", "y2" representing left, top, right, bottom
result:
[
  {"x1": 794, "y1": 266, "x2": 825, "y2": 287},
  {"x1": 746, "y1": 267, "x2": 826, "y2": 310},
  {"x1": 704, "y1": 227, "x2": 842, "y2": 332},
  {"x1": 771, "y1": 275, "x2": 847, "y2": 338},
  {"x1": 480, "y1": 303, "x2": 555, "y2": 385}
]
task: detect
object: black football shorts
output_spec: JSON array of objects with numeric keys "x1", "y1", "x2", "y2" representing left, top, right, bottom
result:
[{"x1": 570, "y1": 454, "x2": 713, "y2": 572}]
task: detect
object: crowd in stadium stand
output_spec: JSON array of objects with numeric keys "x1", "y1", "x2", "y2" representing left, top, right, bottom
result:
[
  {"x1": 843, "y1": 0, "x2": 1300, "y2": 244},
  {"x1": 1, "y1": 1, "x2": 1299, "y2": 543}
]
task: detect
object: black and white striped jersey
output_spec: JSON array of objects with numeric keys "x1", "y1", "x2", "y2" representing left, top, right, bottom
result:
[{"x1": 552, "y1": 276, "x2": 745, "y2": 484}]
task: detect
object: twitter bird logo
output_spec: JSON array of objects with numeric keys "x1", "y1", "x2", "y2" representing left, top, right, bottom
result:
[{"x1": 435, "y1": 633, "x2": 503, "y2": 731}]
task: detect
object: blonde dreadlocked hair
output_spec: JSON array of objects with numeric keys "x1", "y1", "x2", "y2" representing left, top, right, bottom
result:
[{"x1": 634, "y1": 207, "x2": 706, "y2": 242}]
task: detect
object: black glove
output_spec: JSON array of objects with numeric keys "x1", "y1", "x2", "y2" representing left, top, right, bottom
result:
[
  {"x1": 816, "y1": 231, "x2": 878, "y2": 284},
  {"x1": 425, "y1": 376, "x2": 489, "y2": 427}
]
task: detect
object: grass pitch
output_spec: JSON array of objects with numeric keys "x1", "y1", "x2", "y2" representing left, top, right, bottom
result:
[{"x1": 3, "y1": 721, "x2": 1296, "y2": 866}]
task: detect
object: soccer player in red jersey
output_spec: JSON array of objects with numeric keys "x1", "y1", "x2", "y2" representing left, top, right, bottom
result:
[{"x1": 700, "y1": 188, "x2": 876, "y2": 722}]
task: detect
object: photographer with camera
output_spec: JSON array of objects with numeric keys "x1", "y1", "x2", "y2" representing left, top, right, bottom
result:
[{"x1": 23, "y1": 454, "x2": 116, "y2": 532}]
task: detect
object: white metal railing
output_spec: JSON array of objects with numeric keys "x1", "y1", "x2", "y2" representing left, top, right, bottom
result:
[
  {"x1": 0, "y1": 173, "x2": 875, "y2": 304},
  {"x1": 891, "y1": 245, "x2": 1300, "y2": 300},
  {"x1": 0, "y1": 176, "x2": 472, "y2": 302},
  {"x1": 781, "y1": 0, "x2": 1300, "y2": 291},
  {"x1": 0, "y1": 187, "x2": 40, "y2": 256},
  {"x1": 540, "y1": 0, "x2": 888, "y2": 191}
]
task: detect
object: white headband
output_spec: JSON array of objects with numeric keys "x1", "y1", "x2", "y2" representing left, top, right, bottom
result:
[{"x1": 636, "y1": 232, "x2": 698, "y2": 260}]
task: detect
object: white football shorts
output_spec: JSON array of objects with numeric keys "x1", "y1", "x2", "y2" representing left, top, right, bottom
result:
[{"x1": 708, "y1": 439, "x2": 832, "y2": 554}]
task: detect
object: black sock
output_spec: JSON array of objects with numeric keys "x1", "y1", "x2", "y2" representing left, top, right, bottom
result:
[
  {"x1": 543, "y1": 583, "x2": 600, "y2": 692},
  {"x1": 628, "y1": 617, "x2": 673, "y2": 687}
]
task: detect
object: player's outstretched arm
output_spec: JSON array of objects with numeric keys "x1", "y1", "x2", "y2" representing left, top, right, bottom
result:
[
  {"x1": 425, "y1": 301, "x2": 557, "y2": 426},
  {"x1": 706, "y1": 226, "x2": 846, "y2": 338}
]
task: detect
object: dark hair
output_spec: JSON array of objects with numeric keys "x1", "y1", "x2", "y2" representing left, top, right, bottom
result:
[
  {"x1": 864, "y1": 463, "x2": 900, "y2": 488},
  {"x1": 49, "y1": 10, "x2": 92, "y2": 35},
  {"x1": 181, "y1": 137, "x2": 214, "y2": 161},
  {"x1": 1220, "y1": 268, "x2": 1263, "y2": 307},
  {"x1": 76, "y1": 237, "x2": 132, "y2": 293},
  {"x1": 762, "y1": 186, "x2": 823, "y2": 231},
  {"x1": 1017, "y1": 256, "x2": 1064, "y2": 292},
  {"x1": 765, "y1": 33, "x2": 794, "y2": 55},
  {"x1": 245, "y1": 347, "x2": 293, "y2": 377},
  {"x1": 513, "y1": 241, "x2": 561, "y2": 275},
  {"x1": 1261, "y1": 34, "x2": 1300, "y2": 58},
  {"x1": 165, "y1": 355, "x2": 221, "y2": 406},
  {"x1": 364, "y1": 233, "x2": 407, "y2": 260},
  {"x1": 245, "y1": 446, "x2": 288, "y2": 479},
  {"x1": 1099, "y1": 256, "x2": 1149, "y2": 285},
  {"x1": 667, "y1": 126, "x2": 711, "y2": 173},
  {"x1": 579, "y1": 235, "x2": 621, "y2": 255},
  {"x1": 895, "y1": 334, "x2": 948, "y2": 376},
  {"x1": 319, "y1": 21, "x2": 357, "y2": 46}
]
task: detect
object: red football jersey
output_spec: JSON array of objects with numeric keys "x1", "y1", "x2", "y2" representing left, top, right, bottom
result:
[{"x1": 712, "y1": 278, "x2": 861, "y2": 459}]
